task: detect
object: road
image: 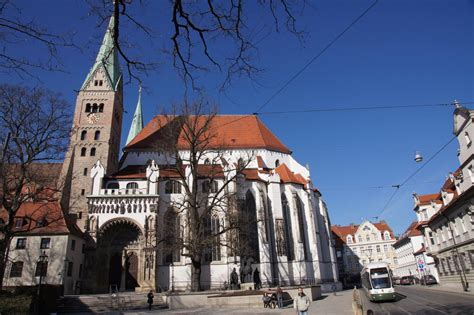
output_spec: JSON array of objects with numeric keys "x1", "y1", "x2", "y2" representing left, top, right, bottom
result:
[{"x1": 363, "y1": 285, "x2": 474, "y2": 315}]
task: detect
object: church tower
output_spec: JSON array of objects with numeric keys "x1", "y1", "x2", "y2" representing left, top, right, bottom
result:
[{"x1": 60, "y1": 16, "x2": 123, "y2": 229}]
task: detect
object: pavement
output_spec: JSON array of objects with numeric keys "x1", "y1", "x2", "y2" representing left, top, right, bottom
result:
[
  {"x1": 361, "y1": 285, "x2": 474, "y2": 315},
  {"x1": 124, "y1": 289, "x2": 354, "y2": 315}
]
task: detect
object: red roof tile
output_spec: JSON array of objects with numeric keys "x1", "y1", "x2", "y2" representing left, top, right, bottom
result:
[
  {"x1": 417, "y1": 193, "x2": 442, "y2": 206},
  {"x1": 273, "y1": 163, "x2": 307, "y2": 186},
  {"x1": 125, "y1": 115, "x2": 291, "y2": 154},
  {"x1": 331, "y1": 221, "x2": 395, "y2": 243}
]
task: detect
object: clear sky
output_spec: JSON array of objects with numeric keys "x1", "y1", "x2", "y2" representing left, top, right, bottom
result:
[{"x1": 1, "y1": 1, "x2": 473, "y2": 235}]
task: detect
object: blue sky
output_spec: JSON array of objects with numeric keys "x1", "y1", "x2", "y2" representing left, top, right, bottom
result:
[{"x1": 1, "y1": 1, "x2": 473, "y2": 234}]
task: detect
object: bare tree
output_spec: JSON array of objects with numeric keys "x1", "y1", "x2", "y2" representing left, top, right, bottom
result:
[
  {"x1": 152, "y1": 101, "x2": 259, "y2": 291},
  {"x1": 87, "y1": 0, "x2": 305, "y2": 89},
  {"x1": 0, "y1": 84, "x2": 71, "y2": 288},
  {"x1": 0, "y1": 1, "x2": 76, "y2": 79}
]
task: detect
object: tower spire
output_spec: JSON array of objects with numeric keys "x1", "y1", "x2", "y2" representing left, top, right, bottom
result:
[
  {"x1": 126, "y1": 84, "x2": 144, "y2": 144},
  {"x1": 81, "y1": 15, "x2": 121, "y2": 90}
]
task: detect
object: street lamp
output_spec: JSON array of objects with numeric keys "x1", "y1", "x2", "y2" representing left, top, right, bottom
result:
[{"x1": 36, "y1": 251, "x2": 48, "y2": 314}]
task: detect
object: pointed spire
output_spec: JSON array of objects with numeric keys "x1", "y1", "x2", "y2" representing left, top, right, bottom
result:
[
  {"x1": 81, "y1": 16, "x2": 122, "y2": 90},
  {"x1": 126, "y1": 84, "x2": 144, "y2": 145}
]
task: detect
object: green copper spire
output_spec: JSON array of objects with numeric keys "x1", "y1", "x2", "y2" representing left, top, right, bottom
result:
[
  {"x1": 126, "y1": 85, "x2": 144, "y2": 145},
  {"x1": 81, "y1": 16, "x2": 121, "y2": 90}
]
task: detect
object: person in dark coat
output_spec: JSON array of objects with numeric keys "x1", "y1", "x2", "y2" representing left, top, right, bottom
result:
[
  {"x1": 230, "y1": 268, "x2": 239, "y2": 290},
  {"x1": 147, "y1": 290, "x2": 154, "y2": 310},
  {"x1": 253, "y1": 268, "x2": 261, "y2": 290}
]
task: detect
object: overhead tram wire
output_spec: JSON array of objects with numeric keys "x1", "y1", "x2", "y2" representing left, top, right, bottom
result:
[
  {"x1": 253, "y1": 0, "x2": 380, "y2": 115},
  {"x1": 377, "y1": 135, "x2": 458, "y2": 218}
]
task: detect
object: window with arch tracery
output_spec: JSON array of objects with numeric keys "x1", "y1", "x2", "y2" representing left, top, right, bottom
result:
[
  {"x1": 165, "y1": 180, "x2": 181, "y2": 194},
  {"x1": 80, "y1": 130, "x2": 87, "y2": 140},
  {"x1": 293, "y1": 193, "x2": 308, "y2": 260},
  {"x1": 281, "y1": 193, "x2": 294, "y2": 260},
  {"x1": 204, "y1": 213, "x2": 221, "y2": 262},
  {"x1": 126, "y1": 182, "x2": 138, "y2": 189},
  {"x1": 163, "y1": 208, "x2": 181, "y2": 264}
]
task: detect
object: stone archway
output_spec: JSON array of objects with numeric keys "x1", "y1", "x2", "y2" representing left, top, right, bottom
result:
[{"x1": 96, "y1": 219, "x2": 143, "y2": 292}]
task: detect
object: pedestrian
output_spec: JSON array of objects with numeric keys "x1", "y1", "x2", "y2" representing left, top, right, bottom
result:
[
  {"x1": 253, "y1": 267, "x2": 261, "y2": 290},
  {"x1": 147, "y1": 290, "x2": 154, "y2": 310},
  {"x1": 276, "y1": 286, "x2": 284, "y2": 308},
  {"x1": 294, "y1": 287, "x2": 310, "y2": 315}
]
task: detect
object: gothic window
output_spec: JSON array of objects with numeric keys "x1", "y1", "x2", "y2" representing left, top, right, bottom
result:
[
  {"x1": 163, "y1": 208, "x2": 181, "y2": 264},
  {"x1": 293, "y1": 194, "x2": 308, "y2": 260},
  {"x1": 9, "y1": 261, "x2": 23, "y2": 278},
  {"x1": 99, "y1": 103, "x2": 104, "y2": 112},
  {"x1": 90, "y1": 147, "x2": 96, "y2": 156},
  {"x1": 281, "y1": 193, "x2": 294, "y2": 260},
  {"x1": 85, "y1": 103, "x2": 91, "y2": 112},
  {"x1": 276, "y1": 219, "x2": 286, "y2": 256},
  {"x1": 259, "y1": 191, "x2": 270, "y2": 243},
  {"x1": 204, "y1": 213, "x2": 221, "y2": 262},
  {"x1": 81, "y1": 130, "x2": 87, "y2": 140},
  {"x1": 237, "y1": 190, "x2": 259, "y2": 262},
  {"x1": 92, "y1": 103, "x2": 98, "y2": 113},
  {"x1": 80, "y1": 148, "x2": 86, "y2": 156},
  {"x1": 94, "y1": 130, "x2": 100, "y2": 140},
  {"x1": 126, "y1": 182, "x2": 138, "y2": 189},
  {"x1": 165, "y1": 180, "x2": 181, "y2": 194}
]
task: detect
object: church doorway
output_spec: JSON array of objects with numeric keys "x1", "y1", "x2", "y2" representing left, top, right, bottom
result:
[{"x1": 97, "y1": 219, "x2": 143, "y2": 292}]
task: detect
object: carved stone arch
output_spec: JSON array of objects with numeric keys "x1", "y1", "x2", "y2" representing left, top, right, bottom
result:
[{"x1": 98, "y1": 217, "x2": 145, "y2": 238}]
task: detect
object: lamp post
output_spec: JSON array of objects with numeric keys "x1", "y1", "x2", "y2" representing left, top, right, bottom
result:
[{"x1": 36, "y1": 251, "x2": 48, "y2": 314}]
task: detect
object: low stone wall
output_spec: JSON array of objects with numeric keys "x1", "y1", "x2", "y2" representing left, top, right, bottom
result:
[{"x1": 166, "y1": 285, "x2": 322, "y2": 309}]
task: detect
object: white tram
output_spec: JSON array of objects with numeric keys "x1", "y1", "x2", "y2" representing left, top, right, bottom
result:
[{"x1": 360, "y1": 262, "x2": 396, "y2": 302}]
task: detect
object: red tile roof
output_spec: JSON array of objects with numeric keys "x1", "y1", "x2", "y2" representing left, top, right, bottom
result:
[
  {"x1": 393, "y1": 221, "x2": 422, "y2": 246},
  {"x1": 331, "y1": 221, "x2": 395, "y2": 243},
  {"x1": 125, "y1": 115, "x2": 291, "y2": 154},
  {"x1": 273, "y1": 163, "x2": 307, "y2": 186},
  {"x1": 0, "y1": 201, "x2": 82, "y2": 236},
  {"x1": 413, "y1": 245, "x2": 426, "y2": 255},
  {"x1": 417, "y1": 193, "x2": 442, "y2": 206},
  {"x1": 109, "y1": 164, "x2": 225, "y2": 179}
]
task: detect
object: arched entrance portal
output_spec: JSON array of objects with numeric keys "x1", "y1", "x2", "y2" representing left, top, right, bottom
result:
[{"x1": 97, "y1": 219, "x2": 142, "y2": 291}]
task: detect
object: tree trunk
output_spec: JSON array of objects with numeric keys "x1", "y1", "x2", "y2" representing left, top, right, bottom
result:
[
  {"x1": 191, "y1": 257, "x2": 202, "y2": 292},
  {"x1": 0, "y1": 236, "x2": 12, "y2": 290}
]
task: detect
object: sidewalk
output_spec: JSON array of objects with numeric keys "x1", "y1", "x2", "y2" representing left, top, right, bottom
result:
[
  {"x1": 125, "y1": 290, "x2": 353, "y2": 315},
  {"x1": 411, "y1": 284, "x2": 474, "y2": 296}
]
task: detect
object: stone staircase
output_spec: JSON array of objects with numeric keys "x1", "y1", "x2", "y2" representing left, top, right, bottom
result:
[{"x1": 57, "y1": 291, "x2": 167, "y2": 314}]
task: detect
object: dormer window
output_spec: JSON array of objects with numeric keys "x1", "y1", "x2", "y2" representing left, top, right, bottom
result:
[
  {"x1": 465, "y1": 132, "x2": 472, "y2": 147},
  {"x1": 204, "y1": 158, "x2": 210, "y2": 165},
  {"x1": 275, "y1": 159, "x2": 280, "y2": 167},
  {"x1": 384, "y1": 231, "x2": 391, "y2": 240},
  {"x1": 346, "y1": 235, "x2": 353, "y2": 244}
]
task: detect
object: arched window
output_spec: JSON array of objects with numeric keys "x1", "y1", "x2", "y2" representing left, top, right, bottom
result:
[
  {"x1": 204, "y1": 158, "x2": 210, "y2": 165},
  {"x1": 281, "y1": 194, "x2": 294, "y2": 260},
  {"x1": 92, "y1": 103, "x2": 98, "y2": 113},
  {"x1": 204, "y1": 213, "x2": 221, "y2": 262},
  {"x1": 293, "y1": 194, "x2": 308, "y2": 260},
  {"x1": 107, "y1": 182, "x2": 119, "y2": 189},
  {"x1": 275, "y1": 159, "x2": 280, "y2": 167},
  {"x1": 94, "y1": 130, "x2": 100, "y2": 140},
  {"x1": 90, "y1": 147, "x2": 96, "y2": 156},
  {"x1": 347, "y1": 235, "x2": 353, "y2": 244},
  {"x1": 164, "y1": 208, "x2": 181, "y2": 264},
  {"x1": 384, "y1": 231, "x2": 391, "y2": 240},
  {"x1": 99, "y1": 103, "x2": 104, "y2": 113},
  {"x1": 80, "y1": 130, "x2": 87, "y2": 140},
  {"x1": 126, "y1": 182, "x2": 138, "y2": 189},
  {"x1": 165, "y1": 180, "x2": 181, "y2": 194},
  {"x1": 259, "y1": 191, "x2": 270, "y2": 243},
  {"x1": 85, "y1": 103, "x2": 91, "y2": 112},
  {"x1": 80, "y1": 147, "x2": 86, "y2": 157}
]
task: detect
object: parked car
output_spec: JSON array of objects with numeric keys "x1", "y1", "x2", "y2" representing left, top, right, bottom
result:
[
  {"x1": 421, "y1": 275, "x2": 437, "y2": 285},
  {"x1": 392, "y1": 276, "x2": 401, "y2": 285},
  {"x1": 400, "y1": 276, "x2": 418, "y2": 285}
]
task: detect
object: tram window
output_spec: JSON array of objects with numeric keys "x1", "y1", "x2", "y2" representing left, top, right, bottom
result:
[{"x1": 370, "y1": 268, "x2": 391, "y2": 289}]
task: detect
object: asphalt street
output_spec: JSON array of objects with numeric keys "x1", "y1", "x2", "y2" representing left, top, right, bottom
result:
[{"x1": 364, "y1": 285, "x2": 474, "y2": 315}]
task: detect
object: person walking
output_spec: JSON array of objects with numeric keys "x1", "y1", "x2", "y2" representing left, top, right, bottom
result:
[
  {"x1": 276, "y1": 286, "x2": 284, "y2": 308},
  {"x1": 147, "y1": 290, "x2": 154, "y2": 310},
  {"x1": 294, "y1": 287, "x2": 310, "y2": 315}
]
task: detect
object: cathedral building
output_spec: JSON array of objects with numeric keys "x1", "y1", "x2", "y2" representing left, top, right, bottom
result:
[{"x1": 2, "y1": 16, "x2": 339, "y2": 294}]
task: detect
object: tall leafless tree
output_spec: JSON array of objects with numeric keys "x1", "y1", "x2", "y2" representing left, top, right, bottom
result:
[
  {"x1": 152, "y1": 101, "x2": 260, "y2": 291},
  {"x1": 0, "y1": 84, "x2": 71, "y2": 288}
]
